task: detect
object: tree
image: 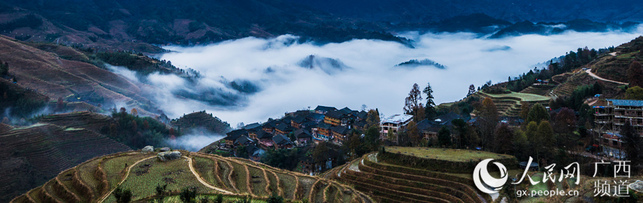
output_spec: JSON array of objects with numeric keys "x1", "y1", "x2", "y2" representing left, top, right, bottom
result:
[
  {"x1": 406, "y1": 120, "x2": 420, "y2": 146},
  {"x1": 513, "y1": 130, "x2": 529, "y2": 161},
  {"x1": 526, "y1": 103, "x2": 550, "y2": 124},
  {"x1": 423, "y1": 82, "x2": 437, "y2": 119},
  {"x1": 519, "y1": 102, "x2": 530, "y2": 120},
  {"x1": 451, "y1": 119, "x2": 468, "y2": 148},
  {"x1": 626, "y1": 86, "x2": 643, "y2": 100},
  {"x1": 494, "y1": 123, "x2": 514, "y2": 154},
  {"x1": 622, "y1": 121, "x2": 641, "y2": 174},
  {"x1": 180, "y1": 187, "x2": 198, "y2": 203},
  {"x1": 347, "y1": 132, "x2": 362, "y2": 159},
  {"x1": 312, "y1": 142, "x2": 330, "y2": 169},
  {"x1": 438, "y1": 126, "x2": 451, "y2": 147},
  {"x1": 235, "y1": 196, "x2": 252, "y2": 203},
  {"x1": 235, "y1": 145, "x2": 249, "y2": 159},
  {"x1": 477, "y1": 97, "x2": 498, "y2": 150},
  {"x1": 267, "y1": 193, "x2": 284, "y2": 203},
  {"x1": 536, "y1": 121, "x2": 555, "y2": 161},
  {"x1": 364, "y1": 126, "x2": 381, "y2": 151},
  {"x1": 156, "y1": 184, "x2": 168, "y2": 203},
  {"x1": 627, "y1": 61, "x2": 643, "y2": 87},
  {"x1": 525, "y1": 121, "x2": 541, "y2": 162},
  {"x1": 215, "y1": 194, "x2": 223, "y2": 203},
  {"x1": 0, "y1": 61, "x2": 8, "y2": 76},
  {"x1": 465, "y1": 126, "x2": 480, "y2": 149},
  {"x1": 114, "y1": 187, "x2": 133, "y2": 203},
  {"x1": 365, "y1": 109, "x2": 380, "y2": 129},
  {"x1": 56, "y1": 97, "x2": 65, "y2": 112},
  {"x1": 404, "y1": 83, "x2": 423, "y2": 120},
  {"x1": 467, "y1": 84, "x2": 476, "y2": 97},
  {"x1": 553, "y1": 107, "x2": 576, "y2": 134}
]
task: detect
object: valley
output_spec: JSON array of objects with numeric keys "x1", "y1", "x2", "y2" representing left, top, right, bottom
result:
[{"x1": 0, "y1": 0, "x2": 642, "y2": 202}]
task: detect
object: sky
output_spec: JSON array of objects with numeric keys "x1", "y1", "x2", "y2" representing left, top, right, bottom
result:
[{"x1": 145, "y1": 27, "x2": 643, "y2": 126}]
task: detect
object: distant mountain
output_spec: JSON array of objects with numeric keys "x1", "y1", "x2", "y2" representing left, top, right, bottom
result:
[
  {"x1": 396, "y1": 59, "x2": 446, "y2": 69},
  {"x1": 283, "y1": 0, "x2": 643, "y2": 23},
  {"x1": 0, "y1": 1, "x2": 640, "y2": 52},
  {"x1": 0, "y1": 0, "x2": 405, "y2": 52},
  {"x1": 298, "y1": 55, "x2": 350, "y2": 74},
  {"x1": 171, "y1": 111, "x2": 231, "y2": 135},
  {"x1": 490, "y1": 19, "x2": 639, "y2": 38}
]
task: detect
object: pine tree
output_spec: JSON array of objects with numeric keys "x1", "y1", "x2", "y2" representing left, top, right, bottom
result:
[{"x1": 423, "y1": 82, "x2": 436, "y2": 119}]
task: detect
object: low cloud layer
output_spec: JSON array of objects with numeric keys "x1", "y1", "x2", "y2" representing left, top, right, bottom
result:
[
  {"x1": 148, "y1": 28, "x2": 643, "y2": 125},
  {"x1": 166, "y1": 134, "x2": 225, "y2": 152}
]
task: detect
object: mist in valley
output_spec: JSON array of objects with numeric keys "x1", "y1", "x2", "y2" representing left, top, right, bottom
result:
[{"x1": 112, "y1": 27, "x2": 643, "y2": 126}]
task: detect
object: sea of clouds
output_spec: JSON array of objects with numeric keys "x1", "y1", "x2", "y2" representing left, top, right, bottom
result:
[{"x1": 147, "y1": 28, "x2": 643, "y2": 126}]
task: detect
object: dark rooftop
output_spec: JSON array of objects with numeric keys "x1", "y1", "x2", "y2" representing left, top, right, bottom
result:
[
  {"x1": 273, "y1": 134, "x2": 293, "y2": 145},
  {"x1": 225, "y1": 129, "x2": 248, "y2": 140},
  {"x1": 330, "y1": 126, "x2": 349, "y2": 135},
  {"x1": 608, "y1": 99, "x2": 643, "y2": 107},
  {"x1": 315, "y1": 105, "x2": 337, "y2": 113}
]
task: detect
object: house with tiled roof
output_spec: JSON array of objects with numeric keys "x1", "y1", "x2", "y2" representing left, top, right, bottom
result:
[
  {"x1": 256, "y1": 130, "x2": 274, "y2": 148},
  {"x1": 262, "y1": 119, "x2": 277, "y2": 134},
  {"x1": 291, "y1": 115, "x2": 307, "y2": 129},
  {"x1": 324, "y1": 110, "x2": 344, "y2": 126},
  {"x1": 315, "y1": 105, "x2": 337, "y2": 114},
  {"x1": 275, "y1": 122, "x2": 294, "y2": 135},
  {"x1": 224, "y1": 129, "x2": 248, "y2": 147},
  {"x1": 234, "y1": 135, "x2": 254, "y2": 146},
  {"x1": 294, "y1": 129, "x2": 313, "y2": 145},
  {"x1": 315, "y1": 122, "x2": 332, "y2": 141},
  {"x1": 330, "y1": 125, "x2": 349, "y2": 144},
  {"x1": 273, "y1": 134, "x2": 294, "y2": 149}
]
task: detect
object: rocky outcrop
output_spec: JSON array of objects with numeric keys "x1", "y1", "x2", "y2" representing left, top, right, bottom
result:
[
  {"x1": 142, "y1": 146, "x2": 154, "y2": 153},
  {"x1": 157, "y1": 151, "x2": 182, "y2": 161}
]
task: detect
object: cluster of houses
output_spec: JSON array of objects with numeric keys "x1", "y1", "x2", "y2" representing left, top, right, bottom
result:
[
  {"x1": 220, "y1": 105, "x2": 369, "y2": 161},
  {"x1": 593, "y1": 99, "x2": 643, "y2": 159}
]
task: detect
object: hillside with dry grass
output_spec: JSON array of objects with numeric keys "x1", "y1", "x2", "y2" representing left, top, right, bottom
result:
[
  {"x1": 590, "y1": 36, "x2": 643, "y2": 83},
  {"x1": 0, "y1": 120, "x2": 131, "y2": 202},
  {"x1": 10, "y1": 150, "x2": 371, "y2": 203},
  {"x1": 0, "y1": 35, "x2": 161, "y2": 116}
]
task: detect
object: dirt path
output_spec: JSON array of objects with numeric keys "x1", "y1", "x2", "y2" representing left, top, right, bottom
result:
[
  {"x1": 98, "y1": 155, "x2": 156, "y2": 203},
  {"x1": 586, "y1": 69, "x2": 629, "y2": 85},
  {"x1": 185, "y1": 156, "x2": 234, "y2": 194}
]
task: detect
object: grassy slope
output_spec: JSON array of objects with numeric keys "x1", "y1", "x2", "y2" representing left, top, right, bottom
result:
[{"x1": 385, "y1": 146, "x2": 515, "y2": 162}]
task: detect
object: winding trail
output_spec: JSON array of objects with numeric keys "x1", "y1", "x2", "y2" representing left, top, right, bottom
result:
[
  {"x1": 98, "y1": 155, "x2": 156, "y2": 203},
  {"x1": 185, "y1": 156, "x2": 234, "y2": 194},
  {"x1": 98, "y1": 154, "x2": 233, "y2": 203},
  {"x1": 586, "y1": 69, "x2": 629, "y2": 85}
]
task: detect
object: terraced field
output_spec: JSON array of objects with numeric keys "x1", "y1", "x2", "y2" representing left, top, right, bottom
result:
[
  {"x1": 0, "y1": 123, "x2": 131, "y2": 202},
  {"x1": 11, "y1": 150, "x2": 371, "y2": 203},
  {"x1": 329, "y1": 148, "x2": 520, "y2": 203},
  {"x1": 475, "y1": 91, "x2": 550, "y2": 117}
]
